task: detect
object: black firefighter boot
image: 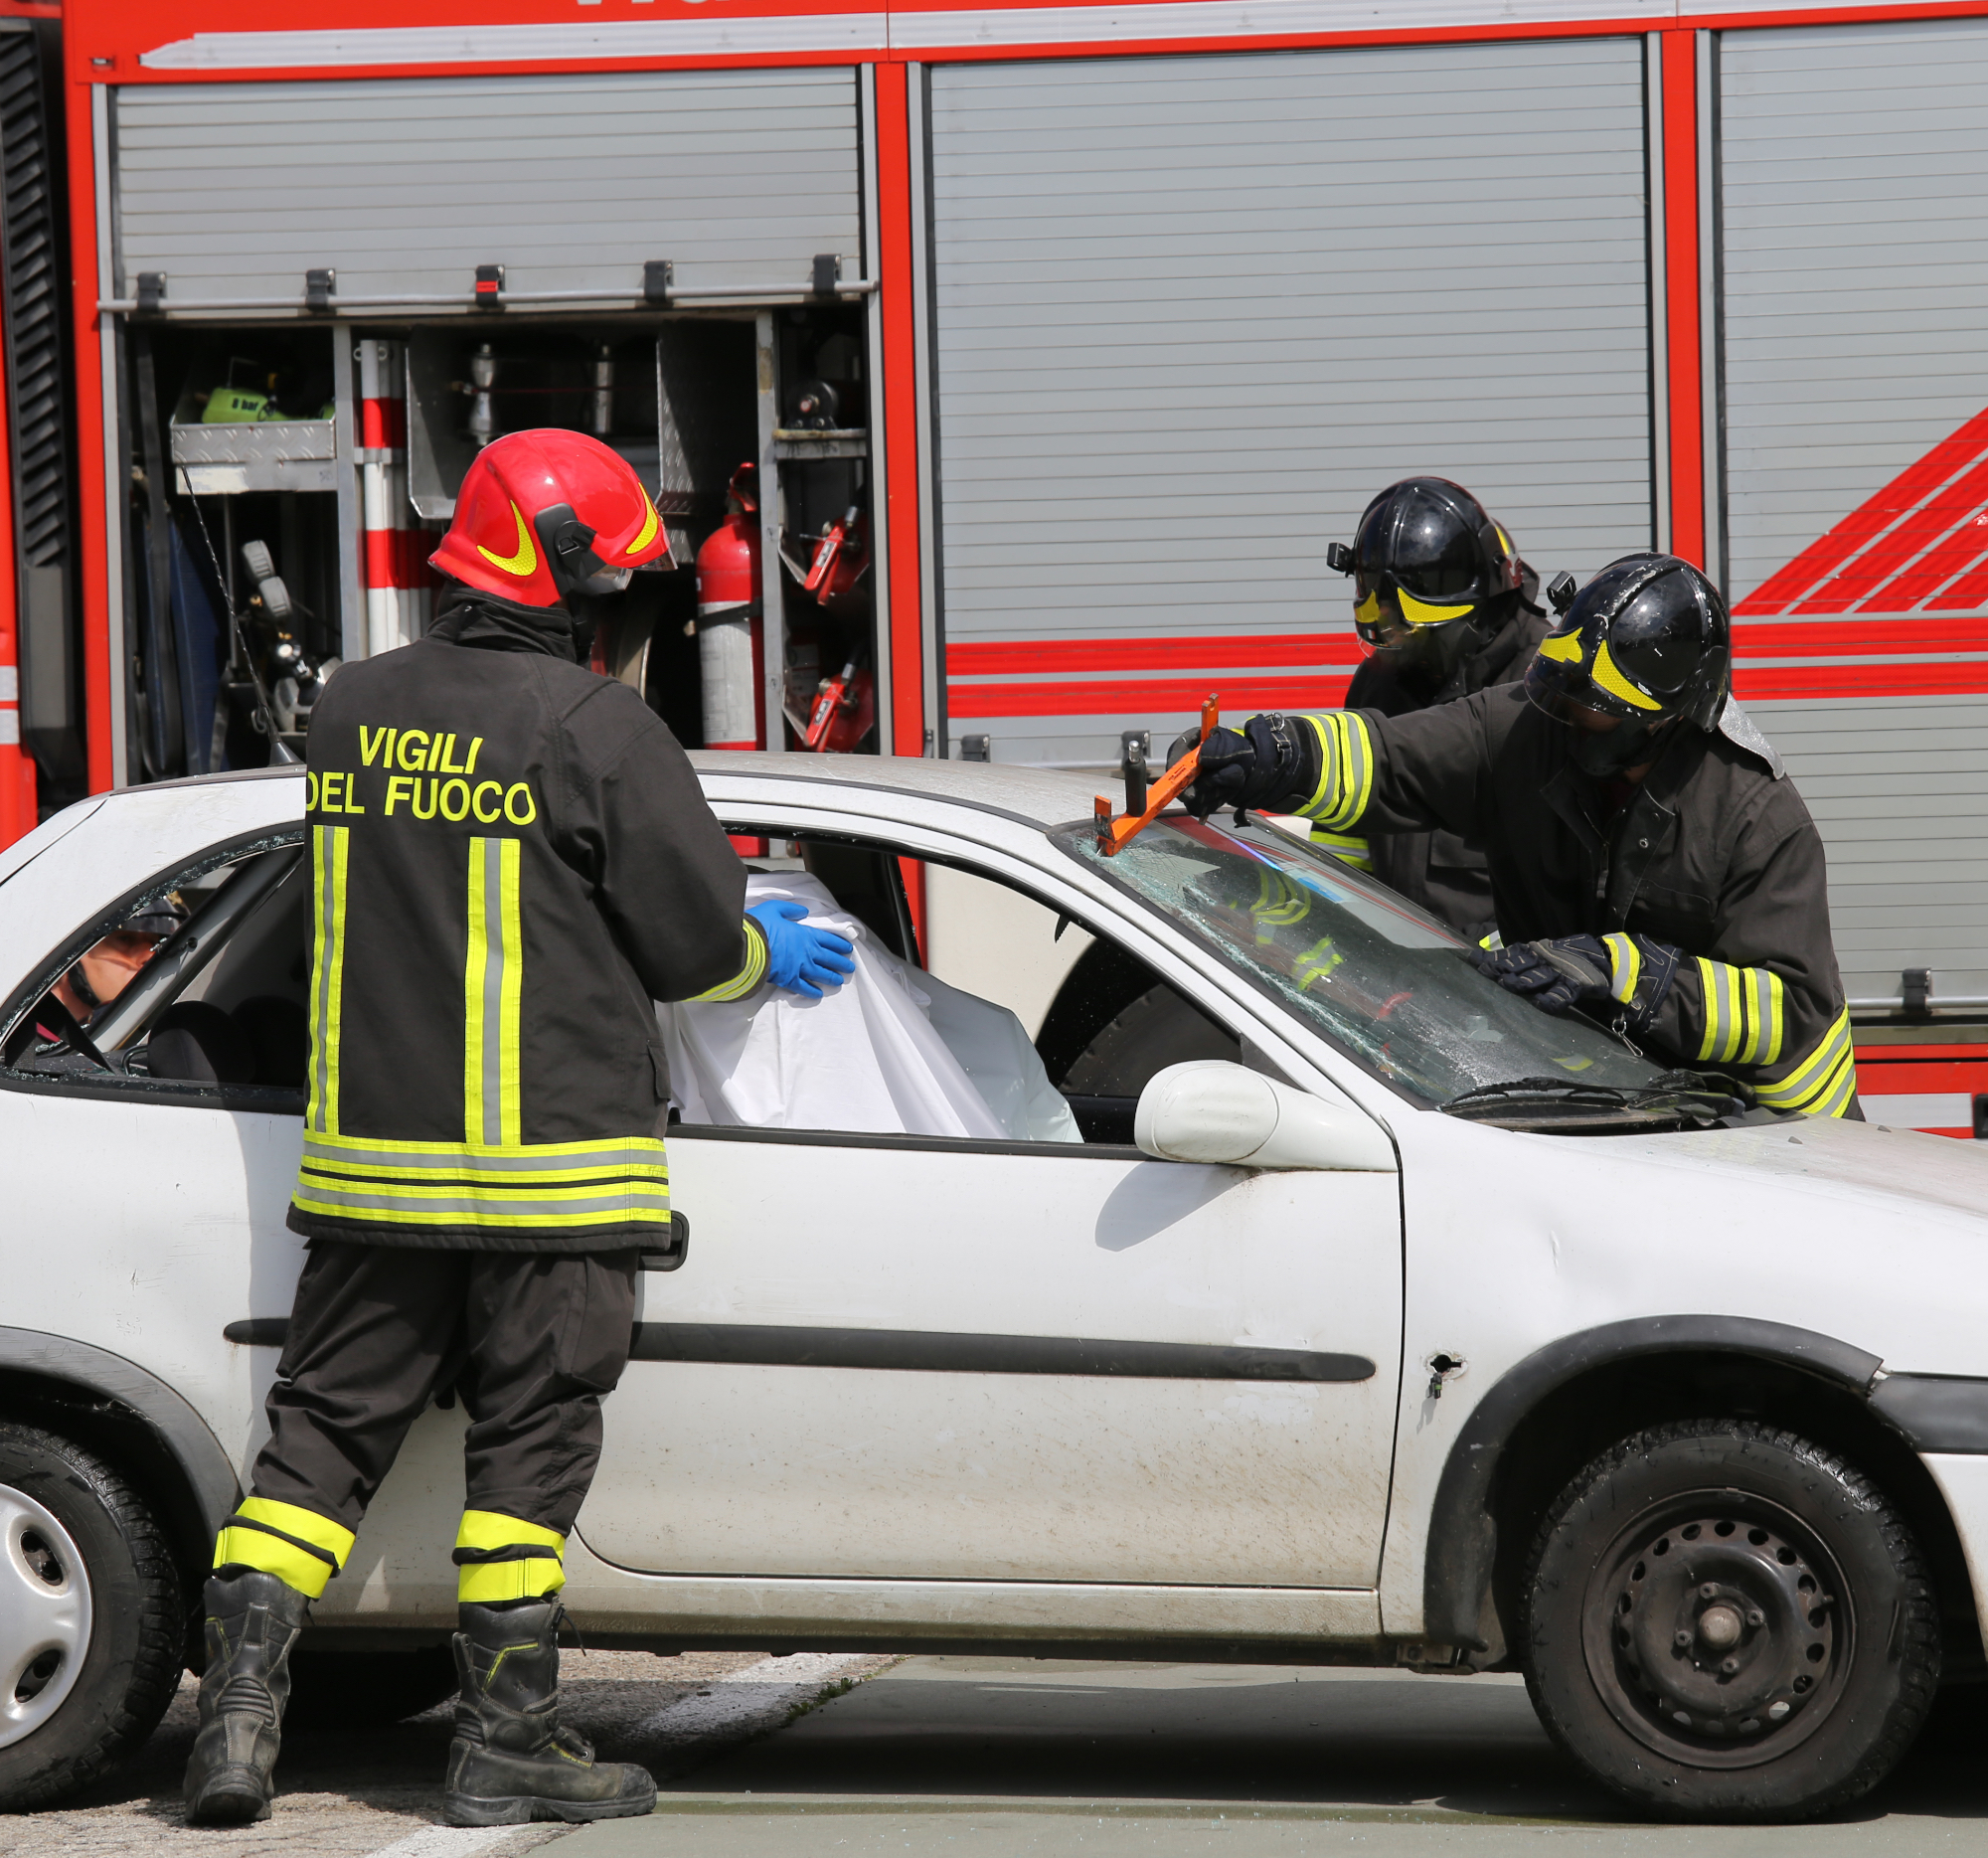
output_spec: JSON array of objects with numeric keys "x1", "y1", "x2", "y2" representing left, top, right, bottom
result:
[
  {"x1": 182, "y1": 1570, "x2": 310, "y2": 1825},
  {"x1": 444, "y1": 1599, "x2": 657, "y2": 1826}
]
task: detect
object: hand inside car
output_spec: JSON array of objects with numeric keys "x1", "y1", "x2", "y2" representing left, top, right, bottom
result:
[{"x1": 746, "y1": 900, "x2": 857, "y2": 999}]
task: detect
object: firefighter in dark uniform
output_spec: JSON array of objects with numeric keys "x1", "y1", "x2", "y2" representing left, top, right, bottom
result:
[
  {"x1": 1182, "y1": 554, "x2": 1859, "y2": 1118},
  {"x1": 1313, "y1": 477, "x2": 1552, "y2": 935},
  {"x1": 183, "y1": 430, "x2": 854, "y2": 1828}
]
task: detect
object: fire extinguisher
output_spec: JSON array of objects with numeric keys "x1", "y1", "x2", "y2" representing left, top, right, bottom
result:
[{"x1": 695, "y1": 462, "x2": 763, "y2": 752}]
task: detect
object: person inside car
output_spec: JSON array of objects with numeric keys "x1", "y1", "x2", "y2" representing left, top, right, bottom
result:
[{"x1": 33, "y1": 898, "x2": 187, "y2": 1044}]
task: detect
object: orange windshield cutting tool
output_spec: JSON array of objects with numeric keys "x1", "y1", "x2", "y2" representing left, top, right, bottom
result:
[{"x1": 1094, "y1": 695, "x2": 1219, "y2": 856}]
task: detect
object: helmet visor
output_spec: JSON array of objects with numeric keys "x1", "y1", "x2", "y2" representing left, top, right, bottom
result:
[
  {"x1": 1353, "y1": 570, "x2": 1481, "y2": 646},
  {"x1": 1524, "y1": 629, "x2": 1667, "y2": 727}
]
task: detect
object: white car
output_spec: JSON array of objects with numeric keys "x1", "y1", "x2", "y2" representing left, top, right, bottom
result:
[{"x1": 2, "y1": 755, "x2": 1985, "y2": 1822}]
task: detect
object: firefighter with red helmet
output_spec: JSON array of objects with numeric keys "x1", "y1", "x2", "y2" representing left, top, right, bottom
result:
[
  {"x1": 182, "y1": 430, "x2": 853, "y2": 1828},
  {"x1": 1316, "y1": 477, "x2": 1552, "y2": 936}
]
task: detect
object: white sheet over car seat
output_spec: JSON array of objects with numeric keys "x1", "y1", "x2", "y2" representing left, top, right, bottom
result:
[{"x1": 657, "y1": 872, "x2": 1080, "y2": 1142}]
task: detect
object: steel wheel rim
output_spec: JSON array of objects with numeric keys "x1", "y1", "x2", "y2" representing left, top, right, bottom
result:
[
  {"x1": 0, "y1": 1485, "x2": 93, "y2": 1750},
  {"x1": 1578, "y1": 1489, "x2": 1851, "y2": 1771}
]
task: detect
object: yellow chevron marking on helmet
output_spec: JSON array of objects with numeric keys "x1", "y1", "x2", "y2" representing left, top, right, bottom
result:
[
  {"x1": 1354, "y1": 591, "x2": 1384, "y2": 628},
  {"x1": 477, "y1": 501, "x2": 538, "y2": 578},
  {"x1": 628, "y1": 494, "x2": 659, "y2": 556},
  {"x1": 1538, "y1": 628, "x2": 1584, "y2": 664},
  {"x1": 1590, "y1": 639, "x2": 1663, "y2": 711},
  {"x1": 1494, "y1": 525, "x2": 1512, "y2": 555},
  {"x1": 1397, "y1": 588, "x2": 1476, "y2": 626}
]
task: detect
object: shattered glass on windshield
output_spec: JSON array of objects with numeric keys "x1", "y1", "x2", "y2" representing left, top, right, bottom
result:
[{"x1": 1059, "y1": 814, "x2": 1671, "y2": 1107}]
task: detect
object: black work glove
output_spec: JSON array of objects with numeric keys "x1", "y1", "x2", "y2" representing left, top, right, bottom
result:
[
  {"x1": 1466, "y1": 935, "x2": 1613, "y2": 1016},
  {"x1": 1172, "y1": 714, "x2": 1317, "y2": 820}
]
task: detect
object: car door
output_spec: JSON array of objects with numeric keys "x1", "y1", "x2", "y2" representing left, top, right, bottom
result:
[{"x1": 579, "y1": 815, "x2": 1404, "y2": 1591}]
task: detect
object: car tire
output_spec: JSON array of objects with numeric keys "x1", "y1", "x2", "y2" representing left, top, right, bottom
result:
[
  {"x1": 284, "y1": 1642, "x2": 459, "y2": 1732},
  {"x1": 1522, "y1": 1418, "x2": 1940, "y2": 1821},
  {"x1": 0, "y1": 1423, "x2": 183, "y2": 1809}
]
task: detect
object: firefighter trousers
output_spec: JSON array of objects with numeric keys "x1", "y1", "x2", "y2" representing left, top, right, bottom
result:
[{"x1": 215, "y1": 1241, "x2": 638, "y2": 1601}]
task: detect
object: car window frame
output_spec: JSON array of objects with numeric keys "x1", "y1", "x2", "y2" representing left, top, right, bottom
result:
[
  {"x1": 686, "y1": 811, "x2": 1304, "y2": 1159},
  {"x1": 0, "y1": 824, "x2": 309, "y2": 1114}
]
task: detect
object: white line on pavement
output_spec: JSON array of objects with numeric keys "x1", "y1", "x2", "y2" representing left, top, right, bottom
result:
[
  {"x1": 636, "y1": 1651, "x2": 871, "y2": 1745},
  {"x1": 362, "y1": 1826, "x2": 524, "y2": 1858}
]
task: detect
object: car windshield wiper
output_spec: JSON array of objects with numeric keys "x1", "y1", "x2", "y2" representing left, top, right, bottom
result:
[{"x1": 1443, "y1": 1070, "x2": 1730, "y2": 1111}]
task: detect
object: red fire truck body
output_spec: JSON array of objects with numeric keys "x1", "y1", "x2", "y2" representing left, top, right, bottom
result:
[{"x1": 6, "y1": 0, "x2": 1988, "y2": 1126}]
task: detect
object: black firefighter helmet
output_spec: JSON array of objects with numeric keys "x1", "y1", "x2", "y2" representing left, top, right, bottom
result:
[
  {"x1": 1326, "y1": 477, "x2": 1539, "y2": 665},
  {"x1": 1525, "y1": 553, "x2": 1734, "y2": 775}
]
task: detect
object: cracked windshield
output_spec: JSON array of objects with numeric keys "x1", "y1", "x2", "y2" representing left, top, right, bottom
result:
[{"x1": 1062, "y1": 815, "x2": 1668, "y2": 1105}]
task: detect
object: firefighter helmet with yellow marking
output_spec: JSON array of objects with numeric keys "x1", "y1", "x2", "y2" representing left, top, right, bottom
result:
[
  {"x1": 1326, "y1": 477, "x2": 1537, "y2": 656},
  {"x1": 1525, "y1": 553, "x2": 1733, "y2": 774},
  {"x1": 430, "y1": 428, "x2": 673, "y2": 607}
]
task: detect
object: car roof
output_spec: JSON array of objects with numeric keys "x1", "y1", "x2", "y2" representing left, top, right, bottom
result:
[{"x1": 689, "y1": 752, "x2": 1105, "y2": 831}]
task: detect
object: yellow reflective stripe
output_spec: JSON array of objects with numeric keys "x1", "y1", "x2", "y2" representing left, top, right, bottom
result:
[
  {"x1": 303, "y1": 1153, "x2": 667, "y2": 1184},
  {"x1": 1693, "y1": 956, "x2": 1722, "y2": 1063},
  {"x1": 459, "y1": 1559, "x2": 566, "y2": 1604},
  {"x1": 1250, "y1": 868, "x2": 1309, "y2": 934},
  {"x1": 291, "y1": 1195, "x2": 671, "y2": 1230},
  {"x1": 239, "y1": 1497, "x2": 355, "y2": 1567},
  {"x1": 1309, "y1": 828, "x2": 1372, "y2": 870},
  {"x1": 458, "y1": 1509, "x2": 565, "y2": 1553},
  {"x1": 1603, "y1": 933, "x2": 1640, "y2": 1005},
  {"x1": 1296, "y1": 713, "x2": 1375, "y2": 830},
  {"x1": 308, "y1": 825, "x2": 349, "y2": 1136},
  {"x1": 1590, "y1": 639, "x2": 1663, "y2": 712},
  {"x1": 697, "y1": 918, "x2": 768, "y2": 1003},
  {"x1": 464, "y1": 837, "x2": 523, "y2": 1147},
  {"x1": 1737, "y1": 966, "x2": 1786, "y2": 1067},
  {"x1": 213, "y1": 1526, "x2": 337, "y2": 1599},
  {"x1": 305, "y1": 1130, "x2": 664, "y2": 1164},
  {"x1": 1397, "y1": 588, "x2": 1475, "y2": 626},
  {"x1": 1811, "y1": 1047, "x2": 1860, "y2": 1119},
  {"x1": 1761, "y1": 971, "x2": 1785, "y2": 1066},
  {"x1": 1755, "y1": 1009, "x2": 1854, "y2": 1111},
  {"x1": 1538, "y1": 627, "x2": 1583, "y2": 665}
]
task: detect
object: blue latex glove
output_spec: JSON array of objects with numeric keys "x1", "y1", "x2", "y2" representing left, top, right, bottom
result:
[{"x1": 746, "y1": 900, "x2": 856, "y2": 999}]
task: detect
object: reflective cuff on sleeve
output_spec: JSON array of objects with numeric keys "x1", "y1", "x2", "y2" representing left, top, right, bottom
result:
[
  {"x1": 1308, "y1": 827, "x2": 1373, "y2": 871},
  {"x1": 1693, "y1": 957, "x2": 1788, "y2": 1067},
  {"x1": 453, "y1": 1509, "x2": 566, "y2": 1604},
  {"x1": 1294, "y1": 714, "x2": 1376, "y2": 832},
  {"x1": 695, "y1": 917, "x2": 768, "y2": 1003},
  {"x1": 1753, "y1": 1007, "x2": 1856, "y2": 1118},
  {"x1": 213, "y1": 1497, "x2": 357, "y2": 1600}
]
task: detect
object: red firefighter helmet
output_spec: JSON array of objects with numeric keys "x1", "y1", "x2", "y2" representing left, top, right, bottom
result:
[{"x1": 429, "y1": 428, "x2": 672, "y2": 606}]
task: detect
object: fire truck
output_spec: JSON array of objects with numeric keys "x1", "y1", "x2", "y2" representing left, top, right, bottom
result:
[{"x1": 1, "y1": 0, "x2": 1984, "y2": 1129}]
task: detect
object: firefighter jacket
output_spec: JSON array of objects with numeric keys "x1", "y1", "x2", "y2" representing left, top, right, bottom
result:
[
  {"x1": 1279, "y1": 685, "x2": 1859, "y2": 1117},
  {"x1": 1326, "y1": 602, "x2": 1553, "y2": 933},
  {"x1": 287, "y1": 589, "x2": 765, "y2": 1253}
]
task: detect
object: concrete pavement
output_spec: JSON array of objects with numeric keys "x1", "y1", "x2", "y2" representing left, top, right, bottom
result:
[{"x1": 561, "y1": 1656, "x2": 1988, "y2": 1856}]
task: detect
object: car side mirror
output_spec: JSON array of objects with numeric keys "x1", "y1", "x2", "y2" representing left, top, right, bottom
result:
[{"x1": 1134, "y1": 1061, "x2": 1396, "y2": 1172}]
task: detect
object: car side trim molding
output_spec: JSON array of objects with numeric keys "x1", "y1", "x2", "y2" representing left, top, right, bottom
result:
[
  {"x1": 1870, "y1": 1374, "x2": 1988, "y2": 1453},
  {"x1": 0, "y1": 1325, "x2": 242, "y2": 1534},
  {"x1": 629, "y1": 1321, "x2": 1376, "y2": 1383},
  {"x1": 1423, "y1": 1316, "x2": 1884, "y2": 1654}
]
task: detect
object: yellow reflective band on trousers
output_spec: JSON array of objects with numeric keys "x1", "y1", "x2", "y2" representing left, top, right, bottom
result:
[
  {"x1": 1602, "y1": 934, "x2": 1641, "y2": 1006},
  {"x1": 1693, "y1": 957, "x2": 1788, "y2": 1067},
  {"x1": 1295, "y1": 713, "x2": 1376, "y2": 832},
  {"x1": 464, "y1": 835, "x2": 524, "y2": 1148},
  {"x1": 455, "y1": 1509, "x2": 566, "y2": 1604},
  {"x1": 307, "y1": 825, "x2": 350, "y2": 1135},
  {"x1": 696, "y1": 917, "x2": 769, "y2": 1002},
  {"x1": 292, "y1": 1129, "x2": 671, "y2": 1230},
  {"x1": 1754, "y1": 1008, "x2": 1857, "y2": 1118},
  {"x1": 213, "y1": 1496, "x2": 356, "y2": 1600},
  {"x1": 1309, "y1": 827, "x2": 1373, "y2": 871}
]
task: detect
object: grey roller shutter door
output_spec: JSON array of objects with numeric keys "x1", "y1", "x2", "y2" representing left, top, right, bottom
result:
[
  {"x1": 929, "y1": 41, "x2": 1654, "y2": 764},
  {"x1": 1721, "y1": 21, "x2": 1988, "y2": 1000},
  {"x1": 111, "y1": 69, "x2": 861, "y2": 301}
]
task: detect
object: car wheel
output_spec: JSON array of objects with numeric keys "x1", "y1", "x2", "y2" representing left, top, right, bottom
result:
[
  {"x1": 284, "y1": 1643, "x2": 459, "y2": 1732},
  {"x1": 0, "y1": 1423, "x2": 183, "y2": 1808},
  {"x1": 1522, "y1": 1418, "x2": 1940, "y2": 1821}
]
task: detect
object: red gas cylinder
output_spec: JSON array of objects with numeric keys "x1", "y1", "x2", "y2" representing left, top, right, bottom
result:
[{"x1": 696, "y1": 463, "x2": 764, "y2": 752}]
